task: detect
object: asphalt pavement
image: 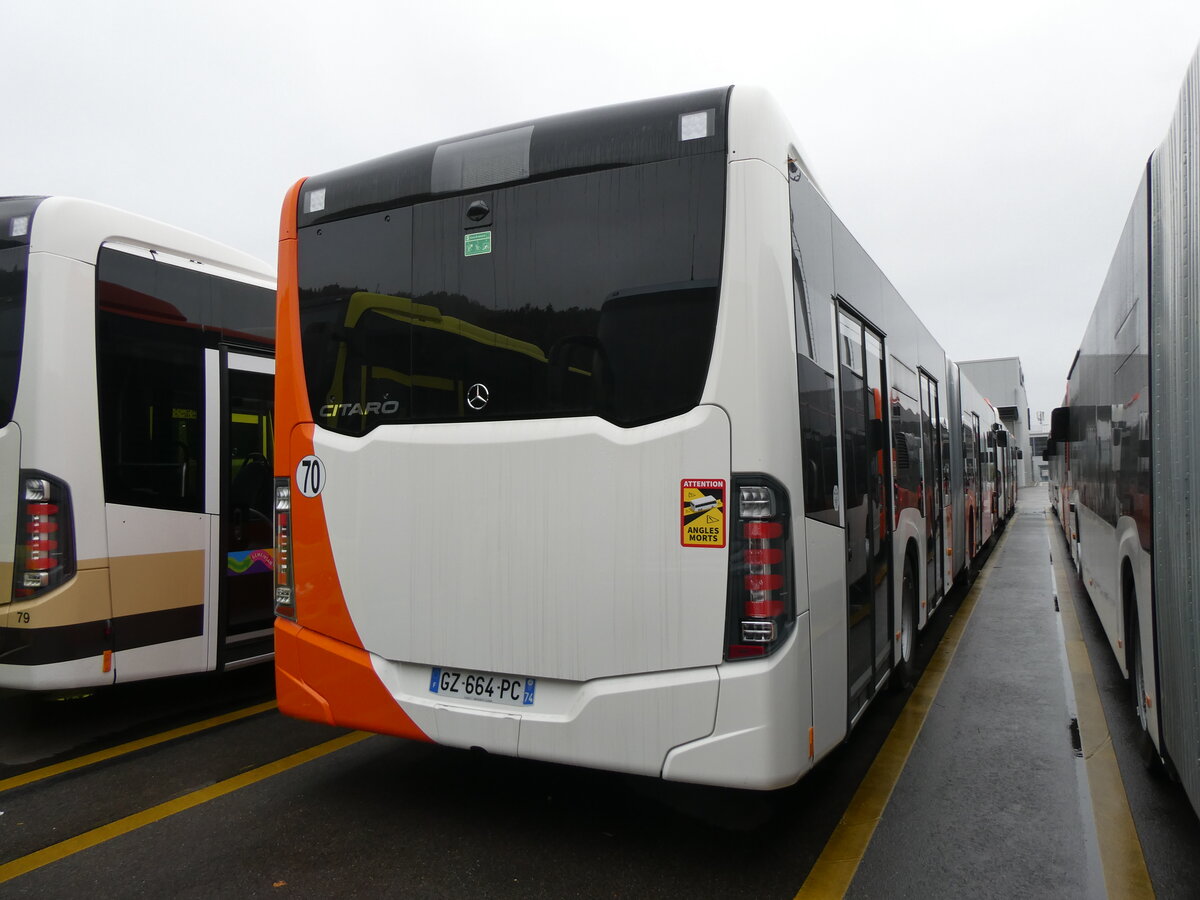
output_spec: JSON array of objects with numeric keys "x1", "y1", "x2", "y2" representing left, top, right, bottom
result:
[
  {"x1": 3, "y1": 487, "x2": 1199, "y2": 897},
  {"x1": 849, "y1": 495, "x2": 1101, "y2": 898}
]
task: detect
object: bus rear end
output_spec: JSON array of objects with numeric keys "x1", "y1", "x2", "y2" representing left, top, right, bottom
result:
[
  {"x1": 2, "y1": 198, "x2": 73, "y2": 648},
  {"x1": 275, "y1": 89, "x2": 808, "y2": 787},
  {"x1": 1, "y1": 200, "x2": 38, "y2": 615}
]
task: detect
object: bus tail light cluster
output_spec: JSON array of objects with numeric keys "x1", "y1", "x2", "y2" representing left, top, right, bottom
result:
[
  {"x1": 273, "y1": 477, "x2": 296, "y2": 619},
  {"x1": 726, "y1": 475, "x2": 793, "y2": 660},
  {"x1": 13, "y1": 470, "x2": 76, "y2": 600}
]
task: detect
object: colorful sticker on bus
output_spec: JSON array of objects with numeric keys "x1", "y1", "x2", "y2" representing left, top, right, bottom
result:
[
  {"x1": 681, "y1": 479, "x2": 725, "y2": 548},
  {"x1": 227, "y1": 548, "x2": 275, "y2": 576}
]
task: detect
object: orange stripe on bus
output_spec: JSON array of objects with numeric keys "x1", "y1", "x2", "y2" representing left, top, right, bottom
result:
[
  {"x1": 276, "y1": 180, "x2": 310, "y2": 428},
  {"x1": 276, "y1": 618, "x2": 430, "y2": 743},
  {"x1": 275, "y1": 616, "x2": 333, "y2": 725},
  {"x1": 289, "y1": 424, "x2": 365, "y2": 647},
  {"x1": 276, "y1": 180, "x2": 366, "y2": 649}
]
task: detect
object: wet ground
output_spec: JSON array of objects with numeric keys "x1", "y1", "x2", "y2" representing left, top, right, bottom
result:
[{"x1": 2, "y1": 487, "x2": 1197, "y2": 897}]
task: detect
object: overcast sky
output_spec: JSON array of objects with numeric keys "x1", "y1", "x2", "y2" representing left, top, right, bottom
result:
[{"x1": 8, "y1": 1, "x2": 1200, "y2": 421}]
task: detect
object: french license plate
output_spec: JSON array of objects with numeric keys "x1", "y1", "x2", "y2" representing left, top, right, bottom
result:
[{"x1": 429, "y1": 667, "x2": 536, "y2": 707}]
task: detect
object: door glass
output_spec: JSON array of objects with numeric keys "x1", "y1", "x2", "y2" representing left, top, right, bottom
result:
[
  {"x1": 838, "y1": 311, "x2": 876, "y2": 719},
  {"x1": 864, "y1": 332, "x2": 890, "y2": 676},
  {"x1": 840, "y1": 314, "x2": 868, "y2": 715},
  {"x1": 223, "y1": 364, "x2": 274, "y2": 637},
  {"x1": 931, "y1": 380, "x2": 945, "y2": 598},
  {"x1": 972, "y1": 413, "x2": 982, "y2": 543},
  {"x1": 920, "y1": 373, "x2": 944, "y2": 601}
]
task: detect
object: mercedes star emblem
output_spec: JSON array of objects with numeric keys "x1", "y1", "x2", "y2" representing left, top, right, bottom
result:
[{"x1": 467, "y1": 383, "x2": 490, "y2": 410}]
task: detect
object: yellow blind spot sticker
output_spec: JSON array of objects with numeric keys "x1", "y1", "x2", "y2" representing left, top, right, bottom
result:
[{"x1": 681, "y1": 479, "x2": 726, "y2": 548}]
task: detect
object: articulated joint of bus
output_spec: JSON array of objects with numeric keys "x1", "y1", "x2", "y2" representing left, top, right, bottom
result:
[
  {"x1": 725, "y1": 474, "x2": 794, "y2": 661},
  {"x1": 12, "y1": 469, "x2": 76, "y2": 600}
]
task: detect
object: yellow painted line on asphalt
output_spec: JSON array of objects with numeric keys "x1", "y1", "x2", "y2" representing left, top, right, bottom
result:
[
  {"x1": 1049, "y1": 521, "x2": 1154, "y2": 900},
  {"x1": 0, "y1": 730, "x2": 371, "y2": 885},
  {"x1": 0, "y1": 700, "x2": 277, "y2": 796},
  {"x1": 795, "y1": 525, "x2": 1012, "y2": 899}
]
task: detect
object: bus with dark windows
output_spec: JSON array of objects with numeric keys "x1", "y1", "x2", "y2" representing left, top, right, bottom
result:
[
  {"x1": 271, "y1": 87, "x2": 1010, "y2": 789},
  {"x1": 0, "y1": 196, "x2": 276, "y2": 691},
  {"x1": 1045, "y1": 44, "x2": 1200, "y2": 818}
]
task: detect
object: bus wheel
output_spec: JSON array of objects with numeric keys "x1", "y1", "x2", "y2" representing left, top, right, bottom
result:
[
  {"x1": 1128, "y1": 608, "x2": 1162, "y2": 774},
  {"x1": 892, "y1": 556, "x2": 917, "y2": 692}
]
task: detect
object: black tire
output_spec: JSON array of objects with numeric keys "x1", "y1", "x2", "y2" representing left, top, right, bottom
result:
[{"x1": 891, "y1": 556, "x2": 918, "y2": 692}]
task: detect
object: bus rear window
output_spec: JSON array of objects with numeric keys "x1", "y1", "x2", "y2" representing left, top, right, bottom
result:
[{"x1": 297, "y1": 153, "x2": 725, "y2": 433}]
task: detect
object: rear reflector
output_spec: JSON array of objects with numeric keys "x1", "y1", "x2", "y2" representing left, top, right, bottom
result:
[
  {"x1": 744, "y1": 599, "x2": 785, "y2": 618},
  {"x1": 727, "y1": 643, "x2": 768, "y2": 659}
]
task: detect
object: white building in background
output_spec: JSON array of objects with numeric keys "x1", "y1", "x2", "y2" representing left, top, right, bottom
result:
[
  {"x1": 958, "y1": 356, "x2": 1034, "y2": 487},
  {"x1": 1029, "y1": 432, "x2": 1050, "y2": 482}
]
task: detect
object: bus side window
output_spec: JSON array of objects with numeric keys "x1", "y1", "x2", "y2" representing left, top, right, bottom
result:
[
  {"x1": 97, "y1": 250, "x2": 206, "y2": 513},
  {"x1": 797, "y1": 355, "x2": 840, "y2": 526},
  {"x1": 95, "y1": 321, "x2": 205, "y2": 512}
]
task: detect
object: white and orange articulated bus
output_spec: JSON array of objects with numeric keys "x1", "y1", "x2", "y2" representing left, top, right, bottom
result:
[
  {"x1": 272, "y1": 87, "x2": 1005, "y2": 789},
  {"x1": 0, "y1": 196, "x2": 276, "y2": 691}
]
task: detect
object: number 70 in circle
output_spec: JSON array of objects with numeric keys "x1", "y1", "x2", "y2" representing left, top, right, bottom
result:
[{"x1": 296, "y1": 455, "x2": 326, "y2": 497}]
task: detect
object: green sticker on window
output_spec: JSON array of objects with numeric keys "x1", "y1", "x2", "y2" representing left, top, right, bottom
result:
[{"x1": 464, "y1": 231, "x2": 492, "y2": 257}]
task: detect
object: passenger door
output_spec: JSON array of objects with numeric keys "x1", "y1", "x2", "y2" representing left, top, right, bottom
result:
[
  {"x1": 919, "y1": 370, "x2": 945, "y2": 604},
  {"x1": 217, "y1": 350, "x2": 275, "y2": 668},
  {"x1": 837, "y1": 308, "x2": 892, "y2": 722}
]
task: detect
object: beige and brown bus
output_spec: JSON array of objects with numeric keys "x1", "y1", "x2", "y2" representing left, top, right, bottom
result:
[{"x1": 0, "y1": 196, "x2": 276, "y2": 690}]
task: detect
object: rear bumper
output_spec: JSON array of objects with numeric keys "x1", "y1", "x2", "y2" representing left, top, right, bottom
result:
[
  {"x1": 0, "y1": 568, "x2": 114, "y2": 690},
  {"x1": 277, "y1": 618, "x2": 722, "y2": 778},
  {"x1": 277, "y1": 614, "x2": 813, "y2": 788},
  {"x1": 0, "y1": 654, "x2": 111, "y2": 691},
  {"x1": 663, "y1": 616, "x2": 812, "y2": 790}
]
